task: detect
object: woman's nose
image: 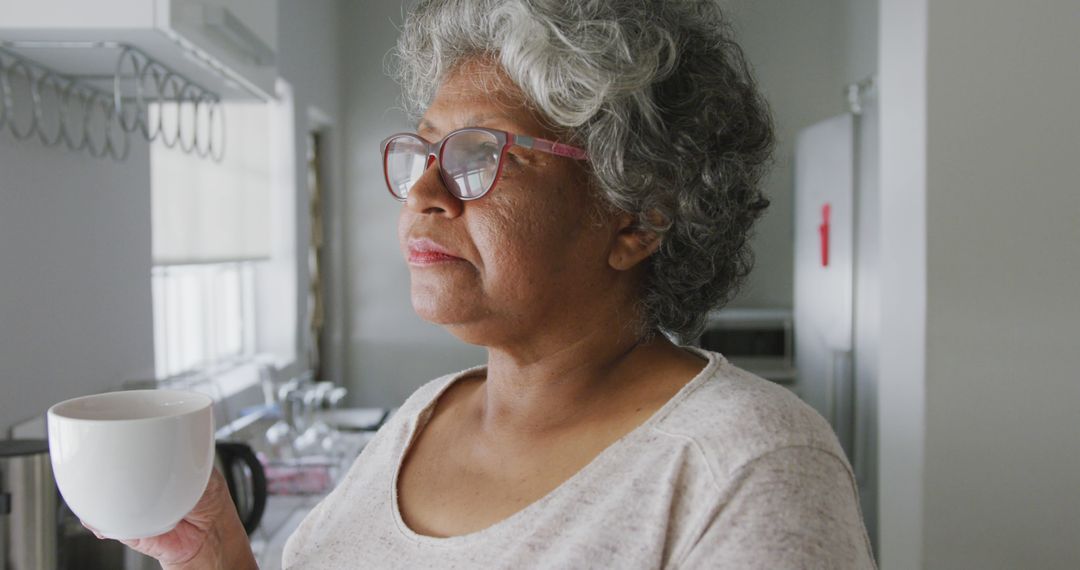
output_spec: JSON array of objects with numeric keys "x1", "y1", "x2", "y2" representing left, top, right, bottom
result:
[{"x1": 405, "y1": 155, "x2": 464, "y2": 217}]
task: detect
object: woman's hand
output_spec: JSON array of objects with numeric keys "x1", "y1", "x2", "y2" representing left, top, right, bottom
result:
[{"x1": 82, "y1": 467, "x2": 258, "y2": 570}]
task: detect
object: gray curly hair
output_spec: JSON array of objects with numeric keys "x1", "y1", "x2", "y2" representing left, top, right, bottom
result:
[{"x1": 390, "y1": 0, "x2": 775, "y2": 342}]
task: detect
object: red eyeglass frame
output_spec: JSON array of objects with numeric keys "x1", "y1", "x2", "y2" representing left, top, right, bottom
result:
[{"x1": 379, "y1": 126, "x2": 589, "y2": 202}]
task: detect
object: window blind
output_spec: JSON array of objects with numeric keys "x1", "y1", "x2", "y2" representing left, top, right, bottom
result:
[{"x1": 151, "y1": 101, "x2": 274, "y2": 265}]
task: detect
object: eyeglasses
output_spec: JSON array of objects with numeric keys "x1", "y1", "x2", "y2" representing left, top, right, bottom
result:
[{"x1": 379, "y1": 127, "x2": 588, "y2": 202}]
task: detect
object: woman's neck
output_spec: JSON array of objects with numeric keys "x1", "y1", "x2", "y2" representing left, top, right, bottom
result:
[{"x1": 476, "y1": 329, "x2": 697, "y2": 442}]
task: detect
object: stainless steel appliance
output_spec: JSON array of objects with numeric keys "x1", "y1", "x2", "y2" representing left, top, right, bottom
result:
[
  {"x1": 1, "y1": 439, "x2": 57, "y2": 569},
  {"x1": 1, "y1": 438, "x2": 128, "y2": 569}
]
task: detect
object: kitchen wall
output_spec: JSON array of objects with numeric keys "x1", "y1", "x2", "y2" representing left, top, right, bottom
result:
[
  {"x1": 0, "y1": 129, "x2": 156, "y2": 433},
  {"x1": 723, "y1": 0, "x2": 859, "y2": 309},
  {"x1": 339, "y1": 0, "x2": 876, "y2": 407},
  {"x1": 877, "y1": 0, "x2": 1080, "y2": 567},
  {"x1": 920, "y1": 0, "x2": 1080, "y2": 566},
  {"x1": 339, "y1": 0, "x2": 487, "y2": 408},
  {"x1": 273, "y1": 0, "x2": 346, "y2": 386},
  {"x1": 877, "y1": 0, "x2": 928, "y2": 566}
]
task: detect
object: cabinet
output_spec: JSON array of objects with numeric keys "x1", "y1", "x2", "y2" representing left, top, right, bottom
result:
[{"x1": 0, "y1": 0, "x2": 278, "y2": 100}]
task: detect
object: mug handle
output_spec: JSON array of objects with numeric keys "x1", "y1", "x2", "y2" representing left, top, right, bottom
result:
[{"x1": 215, "y1": 442, "x2": 268, "y2": 535}]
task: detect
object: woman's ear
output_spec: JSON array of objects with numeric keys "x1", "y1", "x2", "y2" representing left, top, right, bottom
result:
[{"x1": 608, "y1": 211, "x2": 663, "y2": 271}]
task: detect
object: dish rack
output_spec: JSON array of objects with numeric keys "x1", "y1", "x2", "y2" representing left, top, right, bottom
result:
[{"x1": 0, "y1": 40, "x2": 223, "y2": 161}]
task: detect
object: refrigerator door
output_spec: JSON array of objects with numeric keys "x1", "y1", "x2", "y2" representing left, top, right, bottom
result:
[
  {"x1": 794, "y1": 108, "x2": 880, "y2": 554},
  {"x1": 794, "y1": 113, "x2": 856, "y2": 457}
]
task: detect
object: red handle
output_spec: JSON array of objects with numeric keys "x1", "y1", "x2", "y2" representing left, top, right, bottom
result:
[{"x1": 819, "y1": 203, "x2": 830, "y2": 267}]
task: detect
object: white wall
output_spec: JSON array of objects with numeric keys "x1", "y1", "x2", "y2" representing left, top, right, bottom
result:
[
  {"x1": 723, "y1": 0, "x2": 856, "y2": 310},
  {"x1": 877, "y1": 0, "x2": 928, "y2": 567},
  {"x1": 723, "y1": 0, "x2": 878, "y2": 309},
  {"x1": 271, "y1": 0, "x2": 346, "y2": 384},
  {"x1": 339, "y1": 0, "x2": 486, "y2": 408},
  {"x1": 337, "y1": 0, "x2": 881, "y2": 406},
  {"x1": 842, "y1": 0, "x2": 879, "y2": 86},
  {"x1": 877, "y1": 0, "x2": 1080, "y2": 567},
  {"x1": 920, "y1": 0, "x2": 1080, "y2": 567},
  {"x1": 0, "y1": 135, "x2": 156, "y2": 433}
]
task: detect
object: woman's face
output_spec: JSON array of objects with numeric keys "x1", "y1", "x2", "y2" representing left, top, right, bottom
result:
[{"x1": 397, "y1": 59, "x2": 620, "y2": 346}]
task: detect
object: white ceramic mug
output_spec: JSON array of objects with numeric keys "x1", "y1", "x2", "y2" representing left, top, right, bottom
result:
[{"x1": 47, "y1": 389, "x2": 215, "y2": 540}]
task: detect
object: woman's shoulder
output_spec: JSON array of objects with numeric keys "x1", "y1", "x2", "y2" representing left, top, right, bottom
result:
[{"x1": 653, "y1": 349, "x2": 849, "y2": 479}]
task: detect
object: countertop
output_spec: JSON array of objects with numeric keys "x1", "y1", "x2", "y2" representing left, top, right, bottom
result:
[{"x1": 250, "y1": 429, "x2": 377, "y2": 569}]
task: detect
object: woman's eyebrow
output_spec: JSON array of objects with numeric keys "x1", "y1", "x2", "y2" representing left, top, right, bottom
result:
[
  {"x1": 417, "y1": 112, "x2": 514, "y2": 135},
  {"x1": 416, "y1": 118, "x2": 436, "y2": 133}
]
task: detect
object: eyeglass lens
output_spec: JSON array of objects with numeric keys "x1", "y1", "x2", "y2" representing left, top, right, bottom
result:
[{"x1": 385, "y1": 130, "x2": 501, "y2": 200}]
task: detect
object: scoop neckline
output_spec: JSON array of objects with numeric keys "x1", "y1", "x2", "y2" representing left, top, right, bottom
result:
[{"x1": 389, "y1": 346, "x2": 724, "y2": 546}]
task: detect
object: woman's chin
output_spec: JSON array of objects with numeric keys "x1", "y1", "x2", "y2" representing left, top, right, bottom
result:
[
  {"x1": 411, "y1": 295, "x2": 502, "y2": 346},
  {"x1": 410, "y1": 293, "x2": 475, "y2": 325}
]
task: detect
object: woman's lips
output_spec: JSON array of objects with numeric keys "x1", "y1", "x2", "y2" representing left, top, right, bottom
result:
[
  {"x1": 408, "y1": 250, "x2": 465, "y2": 265},
  {"x1": 407, "y1": 238, "x2": 466, "y2": 265}
]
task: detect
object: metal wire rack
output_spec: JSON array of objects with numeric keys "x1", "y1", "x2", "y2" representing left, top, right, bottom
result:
[{"x1": 0, "y1": 41, "x2": 224, "y2": 161}]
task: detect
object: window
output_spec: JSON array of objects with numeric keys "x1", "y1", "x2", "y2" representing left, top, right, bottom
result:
[
  {"x1": 152, "y1": 262, "x2": 257, "y2": 379},
  {"x1": 149, "y1": 81, "x2": 296, "y2": 382}
]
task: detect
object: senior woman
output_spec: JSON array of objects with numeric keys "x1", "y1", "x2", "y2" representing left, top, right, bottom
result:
[{"x1": 89, "y1": 0, "x2": 875, "y2": 568}]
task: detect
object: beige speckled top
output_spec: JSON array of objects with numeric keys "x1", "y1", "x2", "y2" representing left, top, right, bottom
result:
[{"x1": 282, "y1": 348, "x2": 876, "y2": 569}]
